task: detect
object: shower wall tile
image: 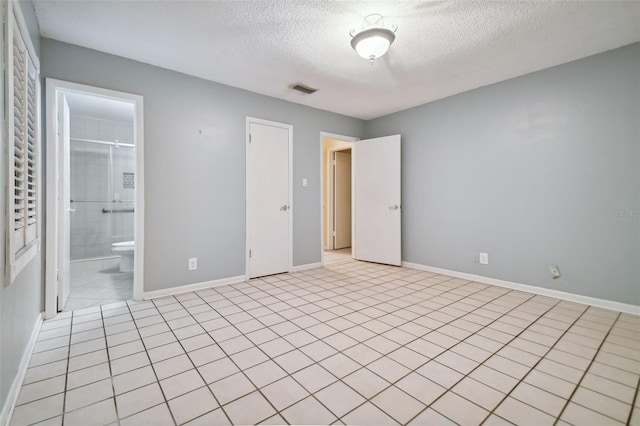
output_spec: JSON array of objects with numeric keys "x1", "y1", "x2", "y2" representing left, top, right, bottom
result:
[
  {"x1": 85, "y1": 119, "x2": 100, "y2": 140},
  {"x1": 99, "y1": 120, "x2": 114, "y2": 141}
]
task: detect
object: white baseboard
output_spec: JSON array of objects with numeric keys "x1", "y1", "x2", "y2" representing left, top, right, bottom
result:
[
  {"x1": 402, "y1": 262, "x2": 640, "y2": 316},
  {"x1": 292, "y1": 262, "x2": 323, "y2": 272},
  {"x1": 1, "y1": 313, "x2": 44, "y2": 426},
  {"x1": 142, "y1": 275, "x2": 246, "y2": 300}
]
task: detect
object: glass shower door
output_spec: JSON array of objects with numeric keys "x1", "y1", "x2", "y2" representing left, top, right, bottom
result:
[{"x1": 69, "y1": 140, "x2": 113, "y2": 262}]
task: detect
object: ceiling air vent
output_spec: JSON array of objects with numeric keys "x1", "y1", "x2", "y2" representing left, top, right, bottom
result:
[{"x1": 290, "y1": 83, "x2": 317, "y2": 95}]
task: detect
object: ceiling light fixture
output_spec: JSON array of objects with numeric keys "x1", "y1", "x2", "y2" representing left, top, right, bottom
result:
[{"x1": 350, "y1": 14, "x2": 397, "y2": 64}]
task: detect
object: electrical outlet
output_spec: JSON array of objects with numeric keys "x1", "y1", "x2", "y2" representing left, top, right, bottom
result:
[
  {"x1": 188, "y1": 258, "x2": 197, "y2": 271},
  {"x1": 479, "y1": 253, "x2": 489, "y2": 265},
  {"x1": 549, "y1": 264, "x2": 561, "y2": 279}
]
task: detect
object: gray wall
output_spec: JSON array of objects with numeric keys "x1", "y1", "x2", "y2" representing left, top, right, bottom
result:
[
  {"x1": 1, "y1": 0, "x2": 44, "y2": 410},
  {"x1": 366, "y1": 43, "x2": 640, "y2": 305},
  {"x1": 41, "y1": 39, "x2": 365, "y2": 292}
]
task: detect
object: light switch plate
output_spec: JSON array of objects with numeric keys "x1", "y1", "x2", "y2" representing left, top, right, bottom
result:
[{"x1": 479, "y1": 253, "x2": 489, "y2": 265}]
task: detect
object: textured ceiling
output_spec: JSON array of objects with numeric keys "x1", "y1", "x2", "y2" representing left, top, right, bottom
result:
[{"x1": 34, "y1": 1, "x2": 640, "y2": 120}]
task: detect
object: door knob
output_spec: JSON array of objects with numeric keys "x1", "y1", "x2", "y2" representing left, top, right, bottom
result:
[
  {"x1": 389, "y1": 205, "x2": 399, "y2": 210},
  {"x1": 280, "y1": 205, "x2": 289, "y2": 211}
]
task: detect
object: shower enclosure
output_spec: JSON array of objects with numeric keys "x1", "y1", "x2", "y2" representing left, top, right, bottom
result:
[{"x1": 70, "y1": 138, "x2": 135, "y2": 262}]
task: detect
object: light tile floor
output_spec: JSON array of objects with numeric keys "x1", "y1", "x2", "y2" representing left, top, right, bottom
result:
[
  {"x1": 65, "y1": 265, "x2": 133, "y2": 312},
  {"x1": 11, "y1": 256, "x2": 640, "y2": 425}
]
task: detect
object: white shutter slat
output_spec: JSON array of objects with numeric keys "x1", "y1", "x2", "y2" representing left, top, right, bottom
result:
[{"x1": 25, "y1": 56, "x2": 38, "y2": 242}]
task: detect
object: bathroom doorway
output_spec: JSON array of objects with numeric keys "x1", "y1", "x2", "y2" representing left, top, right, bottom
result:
[{"x1": 45, "y1": 80, "x2": 144, "y2": 316}]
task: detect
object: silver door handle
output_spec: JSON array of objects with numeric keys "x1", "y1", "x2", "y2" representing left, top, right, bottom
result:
[
  {"x1": 389, "y1": 205, "x2": 399, "y2": 210},
  {"x1": 280, "y1": 205, "x2": 289, "y2": 211},
  {"x1": 66, "y1": 208, "x2": 76, "y2": 212}
]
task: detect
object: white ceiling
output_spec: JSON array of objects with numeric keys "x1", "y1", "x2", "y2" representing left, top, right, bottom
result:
[
  {"x1": 34, "y1": 1, "x2": 640, "y2": 120},
  {"x1": 65, "y1": 92, "x2": 134, "y2": 123}
]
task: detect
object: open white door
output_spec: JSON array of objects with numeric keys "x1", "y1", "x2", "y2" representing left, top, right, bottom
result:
[
  {"x1": 353, "y1": 135, "x2": 401, "y2": 266},
  {"x1": 57, "y1": 94, "x2": 71, "y2": 310},
  {"x1": 247, "y1": 120, "x2": 291, "y2": 278},
  {"x1": 333, "y1": 150, "x2": 352, "y2": 249}
]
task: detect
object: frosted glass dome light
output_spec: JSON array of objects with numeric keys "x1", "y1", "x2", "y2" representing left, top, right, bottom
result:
[{"x1": 350, "y1": 14, "x2": 397, "y2": 63}]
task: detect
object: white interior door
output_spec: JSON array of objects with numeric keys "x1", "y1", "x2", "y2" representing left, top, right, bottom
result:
[
  {"x1": 353, "y1": 134, "x2": 401, "y2": 266},
  {"x1": 248, "y1": 121, "x2": 291, "y2": 278},
  {"x1": 57, "y1": 94, "x2": 71, "y2": 310},
  {"x1": 333, "y1": 150, "x2": 352, "y2": 249}
]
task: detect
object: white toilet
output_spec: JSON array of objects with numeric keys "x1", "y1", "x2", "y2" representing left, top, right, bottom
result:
[{"x1": 112, "y1": 241, "x2": 135, "y2": 272}]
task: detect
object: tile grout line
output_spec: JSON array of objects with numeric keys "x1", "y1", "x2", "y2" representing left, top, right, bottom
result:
[
  {"x1": 483, "y1": 305, "x2": 614, "y2": 425},
  {"x1": 333, "y1": 287, "x2": 544, "y2": 423},
  {"x1": 552, "y1": 311, "x2": 625, "y2": 425},
  {"x1": 48, "y1": 309, "x2": 120, "y2": 424},
  {"x1": 184, "y1": 287, "x2": 340, "y2": 424},
  {"x1": 169, "y1": 296, "x2": 284, "y2": 424},
  {"x1": 145, "y1": 298, "x2": 235, "y2": 425},
  {"x1": 399, "y1": 292, "x2": 563, "y2": 425},
  {"x1": 627, "y1": 372, "x2": 640, "y2": 425},
  {"x1": 100, "y1": 303, "x2": 123, "y2": 425},
  {"x1": 59, "y1": 311, "x2": 74, "y2": 426},
  {"x1": 121, "y1": 301, "x2": 180, "y2": 425}
]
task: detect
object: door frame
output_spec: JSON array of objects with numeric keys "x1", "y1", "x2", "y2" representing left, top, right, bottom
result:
[
  {"x1": 45, "y1": 78, "x2": 145, "y2": 319},
  {"x1": 319, "y1": 132, "x2": 359, "y2": 265},
  {"x1": 245, "y1": 117, "x2": 293, "y2": 281}
]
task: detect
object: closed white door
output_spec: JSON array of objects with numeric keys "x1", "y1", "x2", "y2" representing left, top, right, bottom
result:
[
  {"x1": 57, "y1": 94, "x2": 71, "y2": 310},
  {"x1": 353, "y1": 135, "x2": 401, "y2": 266},
  {"x1": 248, "y1": 121, "x2": 291, "y2": 278},
  {"x1": 333, "y1": 150, "x2": 352, "y2": 249}
]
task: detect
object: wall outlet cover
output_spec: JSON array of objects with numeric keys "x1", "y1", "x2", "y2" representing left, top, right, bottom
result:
[
  {"x1": 479, "y1": 253, "x2": 489, "y2": 265},
  {"x1": 188, "y1": 257, "x2": 198, "y2": 271},
  {"x1": 549, "y1": 264, "x2": 561, "y2": 279}
]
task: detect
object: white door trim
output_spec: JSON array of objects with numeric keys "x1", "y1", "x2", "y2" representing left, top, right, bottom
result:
[
  {"x1": 245, "y1": 117, "x2": 293, "y2": 281},
  {"x1": 45, "y1": 78, "x2": 145, "y2": 319},
  {"x1": 319, "y1": 132, "x2": 359, "y2": 266}
]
